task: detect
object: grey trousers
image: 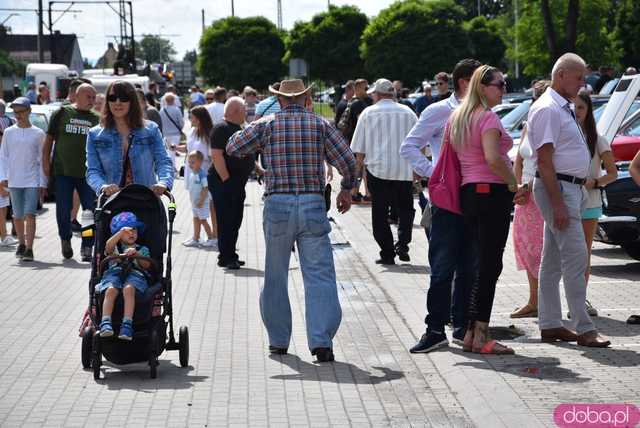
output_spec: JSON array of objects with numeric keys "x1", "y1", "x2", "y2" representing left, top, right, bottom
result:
[{"x1": 533, "y1": 178, "x2": 595, "y2": 334}]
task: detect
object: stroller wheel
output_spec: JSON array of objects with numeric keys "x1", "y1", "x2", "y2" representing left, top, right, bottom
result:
[
  {"x1": 149, "y1": 329, "x2": 159, "y2": 379},
  {"x1": 178, "y1": 326, "x2": 189, "y2": 368},
  {"x1": 81, "y1": 327, "x2": 94, "y2": 369},
  {"x1": 92, "y1": 333, "x2": 102, "y2": 380}
]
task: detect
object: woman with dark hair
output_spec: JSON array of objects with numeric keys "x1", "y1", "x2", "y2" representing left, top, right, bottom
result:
[
  {"x1": 573, "y1": 91, "x2": 617, "y2": 316},
  {"x1": 86, "y1": 80, "x2": 173, "y2": 196},
  {"x1": 449, "y1": 65, "x2": 527, "y2": 354},
  {"x1": 178, "y1": 105, "x2": 217, "y2": 247}
]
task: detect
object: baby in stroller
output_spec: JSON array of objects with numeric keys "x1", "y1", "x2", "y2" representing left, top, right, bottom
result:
[{"x1": 97, "y1": 212, "x2": 152, "y2": 340}]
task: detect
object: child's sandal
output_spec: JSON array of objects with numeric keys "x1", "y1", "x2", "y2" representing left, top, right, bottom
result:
[
  {"x1": 99, "y1": 319, "x2": 114, "y2": 337},
  {"x1": 118, "y1": 321, "x2": 133, "y2": 341}
]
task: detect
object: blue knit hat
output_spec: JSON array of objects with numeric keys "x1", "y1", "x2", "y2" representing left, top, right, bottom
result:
[{"x1": 110, "y1": 211, "x2": 145, "y2": 235}]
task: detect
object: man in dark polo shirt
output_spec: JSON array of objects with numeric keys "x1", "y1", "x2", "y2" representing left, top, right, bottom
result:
[
  {"x1": 43, "y1": 83, "x2": 100, "y2": 261},
  {"x1": 208, "y1": 96, "x2": 255, "y2": 270}
]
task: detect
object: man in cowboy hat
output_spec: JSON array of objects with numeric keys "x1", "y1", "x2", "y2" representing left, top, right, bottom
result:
[{"x1": 227, "y1": 79, "x2": 357, "y2": 363}]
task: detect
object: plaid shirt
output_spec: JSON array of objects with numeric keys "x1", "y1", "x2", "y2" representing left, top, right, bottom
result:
[{"x1": 227, "y1": 104, "x2": 356, "y2": 194}]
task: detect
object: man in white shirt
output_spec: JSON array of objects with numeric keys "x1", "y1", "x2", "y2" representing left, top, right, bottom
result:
[
  {"x1": 206, "y1": 87, "x2": 227, "y2": 125},
  {"x1": 529, "y1": 53, "x2": 610, "y2": 348},
  {"x1": 399, "y1": 59, "x2": 481, "y2": 353},
  {"x1": 351, "y1": 78, "x2": 417, "y2": 265},
  {"x1": 0, "y1": 97, "x2": 47, "y2": 261}
]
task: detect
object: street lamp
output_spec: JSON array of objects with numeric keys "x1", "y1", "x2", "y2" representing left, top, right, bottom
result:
[{"x1": 1, "y1": 13, "x2": 19, "y2": 26}]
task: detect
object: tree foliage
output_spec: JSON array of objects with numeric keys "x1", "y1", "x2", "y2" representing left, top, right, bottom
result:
[
  {"x1": 454, "y1": 0, "x2": 511, "y2": 20},
  {"x1": 183, "y1": 49, "x2": 198, "y2": 65},
  {"x1": 136, "y1": 35, "x2": 177, "y2": 64},
  {"x1": 614, "y1": 0, "x2": 640, "y2": 68},
  {"x1": 198, "y1": 16, "x2": 286, "y2": 90},
  {"x1": 464, "y1": 16, "x2": 506, "y2": 68},
  {"x1": 508, "y1": 0, "x2": 621, "y2": 77},
  {"x1": 0, "y1": 49, "x2": 23, "y2": 77},
  {"x1": 361, "y1": 0, "x2": 468, "y2": 86},
  {"x1": 285, "y1": 5, "x2": 368, "y2": 83}
]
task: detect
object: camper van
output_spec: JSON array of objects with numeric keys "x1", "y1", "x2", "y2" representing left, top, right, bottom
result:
[
  {"x1": 81, "y1": 71, "x2": 150, "y2": 94},
  {"x1": 26, "y1": 63, "x2": 72, "y2": 101}
]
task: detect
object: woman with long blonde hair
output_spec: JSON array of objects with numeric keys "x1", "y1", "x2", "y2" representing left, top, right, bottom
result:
[{"x1": 449, "y1": 65, "x2": 526, "y2": 355}]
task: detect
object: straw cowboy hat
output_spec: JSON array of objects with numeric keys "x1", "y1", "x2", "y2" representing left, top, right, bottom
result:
[{"x1": 269, "y1": 79, "x2": 314, "y2": 97}]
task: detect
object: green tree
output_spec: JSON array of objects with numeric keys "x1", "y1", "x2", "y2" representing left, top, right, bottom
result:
[
  {"x1": 454, "y1": 0, "x2": 510, "y2": 20},
  {"x1": 199, "y1": 16, "x2": 286, "y2": 90},
  {"x1": 614, "y1": 0, "x2": 640, "y2": 68},
  {"x1": 136, "y1": 34, "x2": 177, "y2": 63},
  {"x1": 464, "y1": 16, "x2": 506, "y2": 67},
  {"x1": 508, "y1": 0, "x2": 621, "y2": 77},
  {"x1": 183, "y1": 49, "x2": 198, "y2": 65},
  {"x1": 361, "y1": 0, "x2": 469, "y2": 87},
  {"x1": 285, "y1": 5, "x2": 368, "y2": 82},
  {"x1": 0, "y1": 50, "x2": 22, "y2": 77}
]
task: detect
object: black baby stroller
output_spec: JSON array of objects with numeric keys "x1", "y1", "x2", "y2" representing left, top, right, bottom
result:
[{"x1": 80, "y1": 184, "x2": 189, "y2": 380}]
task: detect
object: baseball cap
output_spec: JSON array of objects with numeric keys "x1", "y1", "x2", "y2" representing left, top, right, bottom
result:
[
  {"x1": 367, "y1": 78, "x2": 395, "y2": 96},
  {"x1": 9, "y1": 97, "x2": 31, "y2": 109},
  {"x1": 110, "y1": 211, "x2": 146, "y2": 235}
]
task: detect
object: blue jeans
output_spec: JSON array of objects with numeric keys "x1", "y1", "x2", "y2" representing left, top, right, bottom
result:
[
  {"x1": 425, "y1": 205, "x2": 476, "y2": 334},
  {"x1": 55, "y1": 176, "x2": 95, "y2": 245},
  {"x1": 261, "y1": 194, "x2": 342, "y2": 351}
]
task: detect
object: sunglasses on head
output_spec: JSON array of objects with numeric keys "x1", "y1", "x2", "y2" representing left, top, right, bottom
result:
[
  {"x1": 487, "y1": 80, "x2": 506, "y2": 90},
  {"x1": 107, "y1": 93, "x2": 131, "y2": 103}
]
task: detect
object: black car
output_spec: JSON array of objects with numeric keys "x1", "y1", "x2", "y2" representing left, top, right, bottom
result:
[{"x1": 596, "y1": 167, "x2": 640, "y2": 260}]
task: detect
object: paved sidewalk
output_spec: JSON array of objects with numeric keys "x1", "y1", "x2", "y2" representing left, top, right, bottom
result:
[{"x1": 0, "y1": 178, "x2": 638, "y2": 427}]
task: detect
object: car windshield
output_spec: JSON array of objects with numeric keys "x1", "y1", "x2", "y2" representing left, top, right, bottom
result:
[
  {"x1": 5, "y1": 112, "x2": 48, "y2": 132},
  {"x1": 501, "y1": 100, "x2": 531, "y2": 131},
  {"x1": 624, "y1": 115, "x2": 640, "y2": 137},
  {"x1": 594, "y1": 101, "x2": 640, "y2": 123},
  {"x1": 599, "y1": 78, "x2": 619, "y2": 95}
]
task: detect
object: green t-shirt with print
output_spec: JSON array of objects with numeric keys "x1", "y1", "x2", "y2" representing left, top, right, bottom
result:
[{"x1": 47, "y1": 105, "x2": 100, "y2": 177}]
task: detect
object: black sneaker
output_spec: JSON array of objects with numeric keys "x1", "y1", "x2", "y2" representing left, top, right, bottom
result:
[
  {"x1": 80, "y1": 246, "x2": 92, "y2": 262},
  {"x1": 71, "y1": 219, "x2": 82, "y2": 233},
  {"x1": 269, "y1": 345, "x2": 288, "y2": 355},
  {"x1": 452, "y1": 328, "x2": 466, "y2": 346},
  {"x1": 397, "y1": 251, "x2": 410, "y2": 262},
  {"x1": 15, "y1": 244, "x2": 26, "y2": 258},
  {"x1": 61, "y1": 240, "x2": 73, "y2": 259},
  {"x1": 224, "y1": 260, "x2": 241, "y2": 270},
  {"x1": 21, "y1": 248, "x2": 34, "y2": 262},
  {"x1": 312, "y1": 347, "x2": 334, "y2": 362},
  {"x1": 375, "y1": 258, "x2": 395, "y2": 265},
  {"x1": 409, "y1": 332, "x2": 448, "y2": 353}
]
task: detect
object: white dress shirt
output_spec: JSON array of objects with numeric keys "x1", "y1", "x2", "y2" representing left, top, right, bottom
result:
[
  {"x1": 206, "y1": 102, "x2": 225, "y2": 125},
  {"x1": 527, "y1": 87, "x2": 590, "y2": 178},
  {"x1": 351, "y1": 99, "x2": 417, "y2": 181},
  {"x1": 0, "y1": 125, "x2": 47, "y2": 188},
  {"x1": 399, "y1": 92, "x2": 459, "y2": 177}
]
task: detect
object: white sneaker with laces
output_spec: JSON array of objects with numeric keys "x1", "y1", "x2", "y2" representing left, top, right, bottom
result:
[
  {"x1": 0, "y1": 236, "x2": 19, "y2": 246},
  {"x1": 200, "y1": 238, "x2": 218, "y2": 248},
  {"x1": 182, "y1": 238, "x2": 200, "y2": 247}
]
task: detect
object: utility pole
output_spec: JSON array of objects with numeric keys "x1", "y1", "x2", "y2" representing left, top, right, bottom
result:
[
  {"x1": 277, "y1": 0, "x2": 282, "y2": 30},
  {"x1": 514, "y1": 0, "x2": 519, "y2": 79},
  {"x1": 477, "y1": 0, "x2": 481, "y2": 16},
  {"x1": 231, "y1": 0, "x2": 234, "y2": 17},
  {"x1": 201, "y1": 9, "x2": 205, "y2": 32},
  {"x1": 37, "y1": 0, "x2": 44, "y2": 62}
]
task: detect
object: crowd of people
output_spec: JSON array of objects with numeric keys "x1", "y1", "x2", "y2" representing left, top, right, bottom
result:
[{"x1": 2, "y1": 50, "x2": 640, "y2": 362}]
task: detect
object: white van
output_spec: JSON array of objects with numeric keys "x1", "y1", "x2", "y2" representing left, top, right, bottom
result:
[
  {"x1": 26, "y1": 63, "x2": 71, "y2": 101},
  {"x1": 82, "y1": 72, "x2": 150, "y2": 94}
]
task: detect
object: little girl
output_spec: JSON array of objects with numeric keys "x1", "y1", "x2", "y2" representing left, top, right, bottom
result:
[
  {"x1": 97, "y1": 212, "x2": 151, "y2": 340},
  {"x1": 183, "y1": 150, "x2": 216, "y2": 247}
]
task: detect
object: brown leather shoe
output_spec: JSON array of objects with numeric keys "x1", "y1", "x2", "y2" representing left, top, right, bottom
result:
[
  {"x1": 577, "y1": 330, "x2": 611, "y2": 348},
  {"x1": 541, "y1": 327, "x2": 578, "y2": 343}
]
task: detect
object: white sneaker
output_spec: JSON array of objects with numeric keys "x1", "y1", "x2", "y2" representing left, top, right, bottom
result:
[
  {"x1": 182, "y1": 238, "x2": 200, "y2": 247},
  {"x1": 0, "y1": 236, "x2": 19, "y2": 246},
  {"x1": 200, "y1": 238, "x2": 218, "y2": 248},
  {"x1": 81, "y1": 210, "x2": 94, "y2": 220}
]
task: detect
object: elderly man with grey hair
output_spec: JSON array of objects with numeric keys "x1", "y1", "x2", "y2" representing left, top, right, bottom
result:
[
  {"x1": 160, "y1": 92, "x2": 184, "y2": 173},
  {"x1": 208, "y1": 96, "x2": 254, "y2": 270},
  {"x1": 528, "y1": 53, "x2": 610, "y2": 347}
]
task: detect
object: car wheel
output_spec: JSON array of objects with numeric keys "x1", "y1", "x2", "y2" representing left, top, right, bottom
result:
[{"x1": 623, "y1": 242, "x2": 640, "y2": 261}]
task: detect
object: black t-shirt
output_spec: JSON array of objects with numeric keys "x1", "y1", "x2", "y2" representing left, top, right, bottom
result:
[
  {"x1": 334, "y1": 98, "x2": 348, "y2": 126},
  {"x1": 209, "y1": 121, "x2": 254, "y2": 182},
  {"x1": 349, "y1": 96, "x2": 373, "y2": 127}
]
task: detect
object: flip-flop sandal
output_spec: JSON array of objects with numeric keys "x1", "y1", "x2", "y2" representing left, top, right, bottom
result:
[
  {"x1": 627, "y1": 315, "x2": 640, "y2": 325},
  {"x1": 473, "y1": 339, "x2": 515, "y2": 355},
  {"x1": 510, "y1": 305, "x2": 538, "y2": 318}
]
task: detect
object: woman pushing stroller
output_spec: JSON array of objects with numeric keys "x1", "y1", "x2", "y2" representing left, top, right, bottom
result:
[{"x1": 97, "y1": 212, "x2": 151, "y2": 340}]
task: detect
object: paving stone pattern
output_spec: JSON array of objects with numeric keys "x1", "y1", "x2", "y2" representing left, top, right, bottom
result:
[{"x1": 0, "y1": 178, "x2": 638, "y2": 427}]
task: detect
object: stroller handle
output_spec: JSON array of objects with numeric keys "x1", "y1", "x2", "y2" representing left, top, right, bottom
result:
[{"x1": 96, "y1": 186, "x2": 175, "y2": 209}]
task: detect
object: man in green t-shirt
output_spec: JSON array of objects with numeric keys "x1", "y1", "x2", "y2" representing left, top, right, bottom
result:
[{"x1": 43, "y1": 83, "x2": 100, "y2": 261}]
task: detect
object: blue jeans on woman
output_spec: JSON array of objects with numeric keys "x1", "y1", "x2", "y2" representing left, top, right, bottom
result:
[{"x1": 261, "y1": 193, "x2": 342, "y2": 351}]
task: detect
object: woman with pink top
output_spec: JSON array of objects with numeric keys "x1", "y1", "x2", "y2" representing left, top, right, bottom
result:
[{"x1": 449, "y1": 65, "x2": 527, "y2": 354}]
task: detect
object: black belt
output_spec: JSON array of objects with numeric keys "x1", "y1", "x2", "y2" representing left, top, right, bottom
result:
[{"x1": 535, "y1": 171, "x2": 586, "y2": 185}]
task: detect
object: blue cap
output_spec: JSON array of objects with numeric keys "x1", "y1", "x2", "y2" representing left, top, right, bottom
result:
[
  {"x1": 9, "y1": 97, "x2": 31, "y2": 109},
  {"x1": 110, "y1": 211, "x2": 145, "y2": 235}
]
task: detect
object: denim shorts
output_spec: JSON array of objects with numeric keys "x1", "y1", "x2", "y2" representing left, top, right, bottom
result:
[
  {"x1": 9, "y1": 187, "x2": 39, "y2": 218},
  {"x1": 582, "y1": 206, "x2": 603, "y2": 220},
  {"x1": 96, "y1": 270, "x2": 149, "y2": 294}
]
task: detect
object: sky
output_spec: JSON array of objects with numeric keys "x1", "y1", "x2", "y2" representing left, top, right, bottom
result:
[{"x1": 6, "y1": 0, "x2": 395, "y2": 63}]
